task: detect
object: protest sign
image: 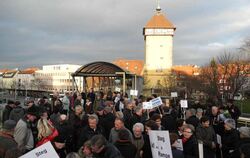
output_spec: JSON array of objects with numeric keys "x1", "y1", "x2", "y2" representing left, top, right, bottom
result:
[
  {"x1": 149, "y1": 130, "x2": 173, "y2": 158},
  {"x1": 176, "y1": 139, "x2": 183, "y2": 151},
  {"x1": 130, "y1": 90, "x2": 138, "y2": 96},
  {"x1": 217, "y1": 134, "x2": 221, "y2": 145},
  {"x1": 180, "y1": 100, "x2": 188, "y2": 108},
  {"x1": 115, "y1": 87, "x2": 121, "y2": 92},
  {"x1": 142, "y1": 102, "x2": 153, "y2": 109},
  {"x1": 171, "y1": 92, "x2": 178, "y2": 98},
  {"x1": 20, "y1": 141, "x2": 59, "y2": 158},
  {"x1": 150, "y1": 97, "x2": 163, "y2": 108}
]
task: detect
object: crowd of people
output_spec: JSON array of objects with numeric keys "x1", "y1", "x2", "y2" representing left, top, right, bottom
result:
[{"x1": 0, "y1": 88, "x2": 250, "y2": 158}]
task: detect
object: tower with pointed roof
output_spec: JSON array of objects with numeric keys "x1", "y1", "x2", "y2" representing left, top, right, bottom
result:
[{"x1": 143, "y1": 2, "x2": 176, "y2": 94}]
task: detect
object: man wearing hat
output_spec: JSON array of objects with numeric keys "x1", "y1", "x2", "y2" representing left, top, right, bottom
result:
[
  {"x1": 0, "y1": 120, "x2": 17, "y2": 157},
  {"x1": 14, "y1": 105, "x2": 40, "y2": 153}
]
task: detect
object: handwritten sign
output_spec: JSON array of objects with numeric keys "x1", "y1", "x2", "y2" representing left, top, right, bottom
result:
[
  {"x1": 180, "y1": 100, "x2": 188, "y2": 108},
  {"x1": 130, "y1": 90, "x2": 138, "y2": 96},
  {"x1": 20, "y1": 141, "x2": 59, "y2": 158},
  {"x1": 176, "y1": 139, "x2": 183, "y2": 151},
  {"x1": 115, "y1": 87, "x2": 121, "y2": 92},
  {"x1": 171, "y1": 92, "x2": 178, "y2": 98},
  {"x1": 149, "y1": 130, "x2": 173, "y2": 158},
  {"x1": 142, "y1": 102, "x2": 152, "y2": 109}
]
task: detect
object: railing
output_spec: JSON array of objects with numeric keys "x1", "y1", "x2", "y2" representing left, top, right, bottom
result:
[{"x1": 238, "y1": 117, "x2": 250, "y2": 127}]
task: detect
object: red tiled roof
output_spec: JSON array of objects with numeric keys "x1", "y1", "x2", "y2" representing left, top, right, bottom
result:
[
  {"x1": 145, "y1": 12, "x2": 175, "y2": 29},
  {"x1": 113, "y1": 59, "x2": 144, "y2": 76},
  {"x1": 19, "y1": 67, "x2": 39, "y2": 74}
]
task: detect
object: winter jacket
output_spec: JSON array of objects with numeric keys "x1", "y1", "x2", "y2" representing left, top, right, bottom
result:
[
  {"x1": 9, "y1": 106, "x2": 25, "y2": 122},
  {"x1": 93, "y1": 143, "x2": 122, "y2": 158},
  {"x1": 109, "y1": 127, "x2": 133, "y2": 144},
  {"x1": 114, "y1": 140, "x2": 137, "y2": 158},
  {"x1": 0, "y1": 131, "x2": 17, "y2": 157},
  {"x1": 222, "y1": 129, "x2": 240, "y2": 158},
  {"x1": 182, "y1": 135, "x2": 199, "y2": 158},
  {"x1": 14, "y1": 118, "x2": 34, "y2": 151}
]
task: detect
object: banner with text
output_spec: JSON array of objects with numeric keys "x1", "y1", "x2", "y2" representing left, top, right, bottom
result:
[
  {"x1": 149, "y1": 130, "x2": 173, "y2": 158},
  {"x1": 20, "y1": 141, "x2": 59, "y2": 158}
]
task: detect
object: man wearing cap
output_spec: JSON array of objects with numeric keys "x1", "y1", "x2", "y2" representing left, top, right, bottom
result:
[
  {"x1": 0, "y1": 120, "x2": 17, "y2": 157},
  {"x1": 14, "y1": 105, "x2": 39, "y2": 153}
]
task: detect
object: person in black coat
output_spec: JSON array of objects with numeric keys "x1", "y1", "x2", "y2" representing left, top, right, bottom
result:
[
  {"x1": 141, "y1": 120, "x2": 159, "y2": 158},
  {"x1": 161, "y1": 106, "x2": 177, "y2": 132},
  {"x1": 114, "y1": 129, "x2": 137, "y2": 158},
  {"x1": 2, "y1": 100, "x2": 15, "y2": 123},
  {"x1": 233, "y1": 127, "x2": 250, "y2": 158},
  {"x1": 185, "y1": 109, "x2": 199, "y2": 129},
  {"x1": 182, "y1": 124, "x2": 199, "y2": 158},
  {"x1": 101, "y1": 106, "x2": 115, "y2": 140},
  {"x1": 222, "y1": 118, "x2": 239, "y2": 158},
  {"x1": 77, "y1": 114, "x2": 105, "y2": 150}
]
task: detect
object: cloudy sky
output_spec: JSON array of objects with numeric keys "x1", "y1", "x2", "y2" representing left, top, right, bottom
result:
[{"x1": 0, "y1": 0, "x2": 250, "y2": 69}]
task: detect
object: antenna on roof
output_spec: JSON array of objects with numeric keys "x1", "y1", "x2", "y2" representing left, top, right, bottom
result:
[{"x1": 156, "y1": 0, "x2": 161, "y2": 11}]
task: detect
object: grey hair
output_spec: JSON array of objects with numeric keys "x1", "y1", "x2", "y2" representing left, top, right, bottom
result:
[
  {"x1": 88, "y1": 114, "x2": 99, "y2": 124},
  {"x1": 190, "y1": 108, "x2": 196, "y2": 116},
  {"x1": 134, "y1": 106, "x2": 143, "y2": 113},
  {"x1": 66, "y1": 152, "x2": 81, "y2": 158},
  {"x1": 133, "y1": 122, "x2": 144, "y2": 132}
]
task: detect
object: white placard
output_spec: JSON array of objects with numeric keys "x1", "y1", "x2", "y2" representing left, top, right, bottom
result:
[
  {"x1": 150, "y1": 97, "x2": 163, "y2": 108},
  {"x1": 216, "y1": 134, "x2": 221, "y2": 145},
  {"x1": 142, "y1": 102, "x2": 153, "y2": 109},
  {"x1": 180, "y1": 100, "x2": 188, "y2": 108},
  {"x1": 20, "y1": 141, "x2": 59, "y2": 158},
  {"x1": 149, "y1": 130, "x2": 173, "y2": 158},
  {"x1": 130, "y1": 90, "x2": 138, "y2": 96},
  {"x1": 171, "y1": 92, "x2": 178, "y2": 98},
  {"x1": 115, "y1": 87, "x2": 121, "y2": 92},
  {"x1": 198, "y1": 141, "x2": 204, "y2": 158},
  {"x1": 176, "y1": 139, "x2": 183, "y2": 151}
]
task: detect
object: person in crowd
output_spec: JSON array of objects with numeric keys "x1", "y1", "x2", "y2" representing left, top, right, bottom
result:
[
  {"x1": 78, "y1": 140, "x2": 93, "y2": 158},
  {"x1": 51, "y1": 92, "x2": 63, "y2": 114},
  {"x1": 132, "y1": 123, "x2": 144, "y2": 158},
  {"x1": 81, "y1": 90, "x2": 87, "y2": 108},
  {"x1": 196, "y1": 108, "x2": 203, "y2": 120},
  {"x1": 196, "y1": 116, "x2": 217, "y2": 158},
  {"x1": 169, "y1": 132, "x2": 184, "y2": 158},
  {"x1": 239, "y1": 143, "x2": 250, "y2": 158},
  {"x1": 74, "y1": 94, "x2": 83, "y2": 109},
  {"x1": 182, "y1": 124, "x2": 199, "y2": 158},
  {"x1": 85, "y1": 98, "x2": 93, "y2": 114},
  {"x1": 50, "y1": 105, "x2": 61, "y2": 127},
  {"x1": 42, "y1": 96, "x2": 52, "y2": 116},
  {"x1": 114, "y1": 129, "x2": 137, "y2": 158},
  {"x1": 233, "y1": 126, "x2": 250, "y2": 157},
  {"x1": 176, "y1": 119, "x2": 186, "y2": 138},
  {"x1": 123, "y1": 100, "x2": 134, "y2": 130},
  {"x1": 115, "y1": 111, "x2": 124, "y2": 119},
  {"x1": 141, "y1": 120, "x2": 158, "y2": 158},
  {"x1": 77, "y1": 114, "x2": 105, "y2": 150},
  {"x1": 54, "y1": 114, "x2": 74, "y2": 158},
  {"x1": 66, "y1": 152, "x2": 81, "y2": 158},
  {"x1": 14, "y1": 105, "x2": 39, "y2": 153},
  {"x1": 150, "y1": 113, "x2": 165, "y2": 130},
  {"x1": 36, "y1": 118, "x2": 59, "y2": 147},
  {"x1": 222, "y1": 118, "x2": 239, "y2": 158},
  {"x1": 161, "y1": 106, "x2": 176, "y2": 132},
  {"x1": 0, "y1": 120, "x2": 17, "y2": 157},
  {"x1": 69, "y1": 105, "x2": 87, "y2": 151},
  {"x1": 226, "y1": 99, "x2": 241, "y2": 127},
  {"x1": 102, "y1": 106, "x2": 116, "y2": 140},
  {"x1": 62, "y1": 91, "x2": 70, "y2": 115},
  {"x1": 4, "y1": 148, "x2": 22, "y2": 158},
  {"x1": 94, "y1": 94, "x2": 105, "y2": 112},
  {"x1": 185, "y1": 108, "x2": 199, "y2": 128},
  {"x1": 9, "y1": 101, "x2": 25, "y2": 123},
  {"x1": 87, "y1": 88, "x2": 96, "y2": 107},
  {"x1": 2, "y1": 100, "x2": 15, "y2": 123},
  {"x1": 109, "y1": 117, "x2": 133, "y2": 144},
  {"x1": 130, "y1": 105, "x2": 143, "y2": 128},
  {"x1": 106, "y1": 88, "x2": 113, "y2": 101},
  {"x1": 90, "y1": 135, "x2": 122, "y2": 158}
]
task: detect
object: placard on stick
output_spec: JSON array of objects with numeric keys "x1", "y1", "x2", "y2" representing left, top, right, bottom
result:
[
  {"x1": 180, "y1": 100, "x2": 188, "y2": 108},
  {"x1": 149, "y1": 130, "x2": 173, "y2": 158},
  {"x1": 171, "y1": 92, "x2": 178, "y2": 98}
]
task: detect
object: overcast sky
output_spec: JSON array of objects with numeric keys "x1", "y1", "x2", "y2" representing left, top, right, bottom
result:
[{"x1": 0, "y1": 0, "x2": 250, "y2": 69}]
